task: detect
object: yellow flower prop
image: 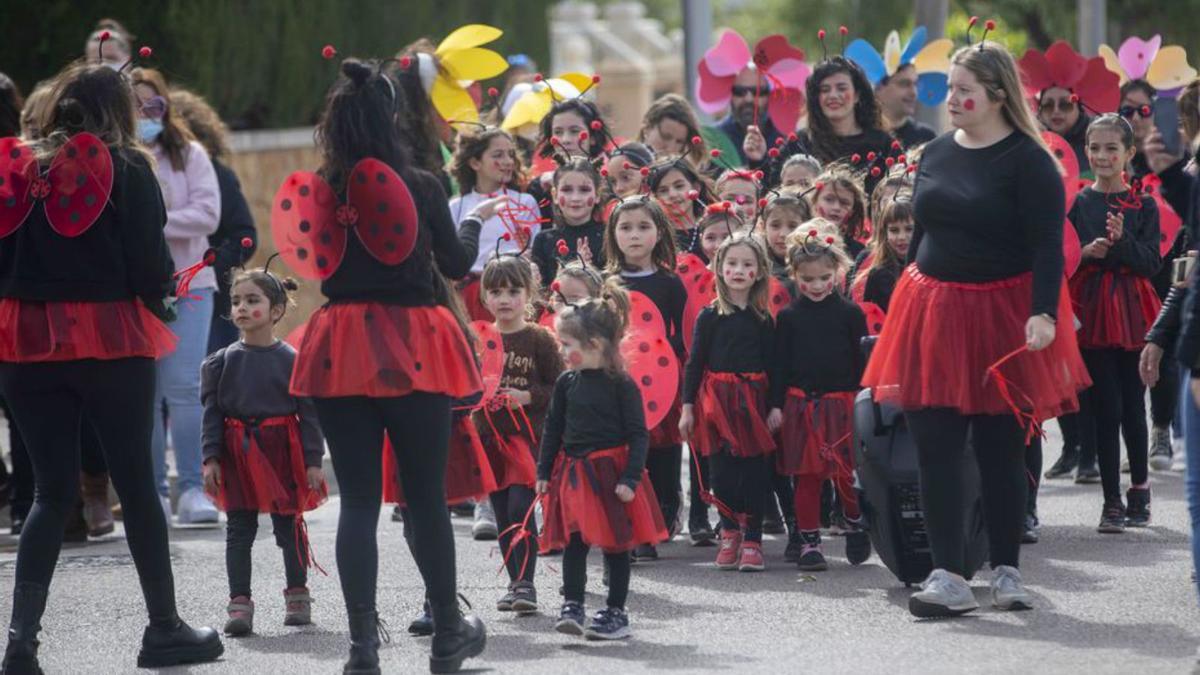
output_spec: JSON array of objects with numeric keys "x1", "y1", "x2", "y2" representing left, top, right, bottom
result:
[
  {"x1": 500, "y1": 73, "x2": 596, "y2": 133},
  {"x1": 424, "y1": 24, "x2": 509, "y2": 125}
]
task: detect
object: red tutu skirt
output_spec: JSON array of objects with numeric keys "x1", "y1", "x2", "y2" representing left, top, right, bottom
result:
[
  {"x1": 777, "y1": 389, "x2": 856, "y2": 477},
  {"x1": 479, "y1": 424, "x2": 538, "y2": 491},
  {"x1": 648, "y1": 361, "x2": 683, "y2": 447},
  {"x1": 694, "y1": 372, "x2": 775, "y2": 457},
  {"x1": 540, "y1": 446, "x2": 669, "y2": 553},
  {"x1": 382, "y1": 415, "x2": 498, "y2": 506},
  {"x1": 213, "y1": 416, "x2": 327, "y2": 514},
  {"x1": 457, "y1": 276, "x2": 494, "y2": 323},
  {"x1": 862, "y1": 267, "x2": 1090, "y2": 419},
  {"x1": 0, "y1": 299, "x2": 176, "y2": 362},
  {"x1": 290, "y1": 303, "x2": 481, "y2": 399},
  {"x1": 1069, "y1": 266, "x2": 1161, "y2": 351}
]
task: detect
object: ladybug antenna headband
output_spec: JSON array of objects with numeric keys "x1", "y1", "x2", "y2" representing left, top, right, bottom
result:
[
  {"x1": 966, "y1": 17, "x2": 998, "y2": 51},
  {"x1": 96, "y1": 31, "x2": 154, "y2": 73},
  {"x1": 816, "y1": 26, "x2": 850, "y2": 61}
]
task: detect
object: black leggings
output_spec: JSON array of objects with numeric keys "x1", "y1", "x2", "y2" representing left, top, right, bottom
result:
[
  {"x1": 644, "y1": 445, "x2": 681, "y2": 533},
  {"x1": 1079, "y1": 349, "x2": 1149, "y2": 501},
  {"x1": 1025, "y1": 436, "x2": 1042, "y2": 510},
  {"x1": 687, "y1": 451, "x2": 711, "y2": 523},
  {"x1": 0, "y1": 359, "x2": 176, "y2": 619},
  {"x1": 562, "y1": 533, "x2": 631, "y2": 609},
  {"x1": 1150, "y1": 354, "x2": 1180, "y2": 428},
  {"x1": 905, "y1": 408, "x2": 1026, "y2": 575},
  {"x1": 313, "y1": 394, "x2": 456, "y2": 615},
  {"x1": 709, "y1": 453, "x2": 768, "y2": 541},
  {"x1": 769, "y1": 467, "x2": 795, "y2": 526},
  {"x1": 225, "y1": 511, "x2": 306, "y2": 598},
  {"x1": 1, "y1": 396, "x2": 32, "y2": 521},
  {"x1": 490, "y1": 485, "x2": 537, "y2": 584}
]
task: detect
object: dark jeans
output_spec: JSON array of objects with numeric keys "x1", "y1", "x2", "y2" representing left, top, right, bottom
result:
[
  {"x1": 562, "y1": 533, "x2": 631, "y2": 609},
  {"x1": 0, "y1": 359, "x2": 176, "y2": 618},
  {"x1": 490, "y1": 485, "x2": 537, "y2": 584},
  {"x1": 905, "y1": 408, "x2": 1026, "y2": 575},
  {"x1": 1150, "y1": 355, "x2": 1180, "y2": 429},
  {"x1": 644, "y1": 444, "x2": 682, "y2": 533},
  {"x1": 313, "y1": 393, "x2": 456, "y2": 615},
  {"x1": 225, "y1": 510, "x2": 306, "y2": 598},
  {"x1": 709, "y1": 452, "x2": 768, "y2": 541},
  {"x1": 1079, "y1": 349, "x2": 1149, "y2": 501}
]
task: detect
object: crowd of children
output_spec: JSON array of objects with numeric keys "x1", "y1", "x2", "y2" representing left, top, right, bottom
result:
[{"x1": 0, "y1": 14, "x2": 1197, "y2": 675}]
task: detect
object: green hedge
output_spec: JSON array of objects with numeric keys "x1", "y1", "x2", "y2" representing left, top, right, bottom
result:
[{"x1": 0, "y1": 0, "x2": 551, "y2": 129}]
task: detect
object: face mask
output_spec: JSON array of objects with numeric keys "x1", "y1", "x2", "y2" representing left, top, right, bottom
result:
[{"x1": 137, "y1": 118, "x2": 163, "y2": 143}]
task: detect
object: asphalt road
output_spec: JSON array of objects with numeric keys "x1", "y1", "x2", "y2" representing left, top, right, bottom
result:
[{"x1": 4, "y1": 428, "x2": 1199, "y2": 674}]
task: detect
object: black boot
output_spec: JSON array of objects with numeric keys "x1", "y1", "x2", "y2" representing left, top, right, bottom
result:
[
  {"x1": 430, "y1": 600, "x2": 485, "y2": 674},
  {"x1": 407, "y1": 600, "x2": 433, "y2": 637},
  {"x1": 2, "y1": 581, "x2": 47, "y2": 675},
  {"x1": 136, "y1": 615, "x2": 223, "y2": 668},
  {"x1": 344, "y1": 609, "x2": 389, "y2": 674},
  {"x1": 1044, "y1": 445, "x2": 1079, "y2": 479}
]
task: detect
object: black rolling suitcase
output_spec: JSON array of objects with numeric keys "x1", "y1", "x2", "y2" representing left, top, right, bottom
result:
[{"x1": 854, "y1": 338, "x2": 988, "y2": 586}]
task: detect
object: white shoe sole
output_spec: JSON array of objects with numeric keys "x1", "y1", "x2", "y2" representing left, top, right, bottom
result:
[
  {"x1": 472, "y1": 524, "x2": 498, "y2": 541},
  {"x1": 993, "y1": 595, "x2": 1034, "y2": 611},
  {"x1": 585, "y1": 626, "x2": 630, "y2": 640},
  {"x1": 1150, "y1": 455, "x2": 1174, "y2": 471},
  {"x1": 554, "y1": 619, "x2": 584, "y2": 636}
]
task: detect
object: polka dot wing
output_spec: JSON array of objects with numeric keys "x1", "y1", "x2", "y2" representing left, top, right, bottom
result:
[
  {"x1": 768, "y1": 276, "x2": 792, "y2": 318},
  {"x1": 44, "y1": 133, "x2": 113, "y2": 237},
  {"x1": 621, "y1": 291, "x2": 677, "y2": 430},
  {"x1": 346, "y1": 158, "x2": 418, "y2": 266},
  {"x1": 271, "y1": 171, "x2": 345, "y2": 279},
  {"x1": 472, "y1": 320, "x2": 506, "y2": 403},
  {"x1": 676, "y1": 252, "x2": 715, "y2": 353},
  {"x1": 0, "y1": 137, "x2": 36, "y2": 239}
]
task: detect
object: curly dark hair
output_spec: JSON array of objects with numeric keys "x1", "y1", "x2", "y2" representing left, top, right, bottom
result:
[
  {"x1": 0, "y1": 73, "x2": 23, "y2": 137},
  {"x1": 805, "y1": 56, "x2": 883, "y2": 164},
  {"x1": 538, "y1": 98, "x2": 606, "y2": 160},
  {"x1": 314, "y1": 58, "x2": 412, "y2": 193},
  {"x1": 449, "y1": 127, "x2": 521, "y2": 194}
]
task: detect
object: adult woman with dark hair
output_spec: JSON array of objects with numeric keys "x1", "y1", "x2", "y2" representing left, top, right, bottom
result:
[
  {"x1": 170, "y1": 89, "x2": 258, "y2": 355},
  {"x1": 638, "y1": 94, "x2": 708, "y2": 168},
  {"x1": 131, "y1": 68, "x2": 222, "y2": 526},
  {"x1": 0, "y1": 61, "x2": 221, "y2": 672},
  {"x1": 0, "y1": 73, "x2": 22, "y2": 137},
  {"x1": 862, "y1": 42, "x2": 1089, "y2": 618},
  {"x1": 285, "y1": 59, "x2": 485, "y2": 674}
]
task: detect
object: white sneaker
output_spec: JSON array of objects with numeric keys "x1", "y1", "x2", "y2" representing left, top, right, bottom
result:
[
  {"x1": 991, "y1": 565, "x2": 1033, "y2": 611},
  {"x1": 909, "y1": 568, "x2": 979, "y2": 618},
  {"x1": 176, "y1": 487, "x2": 219, "y2": 524},
  {"x1": 472, "y1": 500, "x2": 497, "y2": 540},
  {"x1": 159, "y1": 494, "x2": 173, "y2": 527}
]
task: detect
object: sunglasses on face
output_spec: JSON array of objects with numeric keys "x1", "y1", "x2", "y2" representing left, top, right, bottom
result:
[
  {"x1": 139, "y1": 95, "x2": 167, "y2": 119},
  {"x1": 1119, "y1": 103, "x2": 1155, "y2": 119},
  {"x1": 730, "y1": 84, "x2": 770, "y2": 98},
  {"x1": 1039, "y1": 98, "x2": 1076, "y2": 114}
]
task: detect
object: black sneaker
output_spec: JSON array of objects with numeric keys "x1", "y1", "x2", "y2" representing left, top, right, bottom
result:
[
  {"x1": 1074, "y1": 465, "x2": 1101, "y2": 484},
  {"x1": 584, "y1": 607, "x2": 631, "y2": 641},
  {"x1": 1021, "y1": 512, "x2": 1040, "y2": 544},
  {"x1": 689, "y1": 518, "x2": 716, "y2": 547},
  {"x1": 844, "y1": 520, "x2": 872, "y2": 565},
  {"x1": 797, "y1": 531, "x2": 827, "y2": 572},
  {"x1": 1097, "y1": 500, "x2": 1126, "y2": 534},
  {"x1": 631, "y1": 544, "x2": 658, "y2": 563},
  {"x1": 555, "y1": 601, "x2": 585, "y2": 636},
  {"x1": 496, "y1": 588, "x2": 516, "y2": 612},
  {"x1": 761, "y1": 514, "x2": 785, "y2": 535},
  {"x1": 510, "y1": 582, "x2": 538, "y2": 614},
  {"x1": 408, "y1": 601, "x2": 433, "y2": 636},
  {"x1": 1044, "y1": 447, "x2": 1079, "y2": 479},
  {"x1": 1125, "y1": 487, "x2": 1151, "y2": 527},
  {"x1": 783, "y1": 531, "x2": 803, "y2": 563}
]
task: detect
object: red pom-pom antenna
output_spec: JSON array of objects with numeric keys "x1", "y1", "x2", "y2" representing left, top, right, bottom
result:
[
  {"x1": 808, "y1": 229, "x2": 819, "y2": 237},
  {"x1": 551, "y1": 280, "x2": 562, "y2": 292},
  {"x1": 866, "y1": 151, "x2": 877, "y2": 161},
  {"x1": 639, "y1": 166, "x2": 650, "y2": 177},
  {"x1": 1069, "y1": 94, "x2": 1080, "y2": 103},
  {"x1": 487, "y1": 86, "x2": 499, "y2": 98},
  {"x1": 870, "y1": 166, "x2": 882, "y2": 177},
  {"x1": 850, "y1": 153, "x2": 862, "y2": 163},
  {"x1": 100, "y1": 30, "x2": 111, "y2": 41},
  {"x1": 985, "y1": 19, "x2": 996, "y2": 31},
  {"x1": 321, "y1": 44, "x2": 337, "y2": 60},
  {"x1": 591, "y1": 74, "x2": 601, "y2": 84},
  {"x1": 710, "y1": 149, "x2": 722, "y2": 158},
  {"x1": 825, "y1": 236, "x2": 836, "y2": 244},
  {"x1": 557, "y1": 243, "x2": 570, "y2": 256},
  {"x1": 817, "y1": 29, "x2": 826, "y2": 41},
  {"x1": 533, "y1": 73, "x2": 544, "y2": 82},
  {"x1": 599, "y1": 167, "x2": 609, "y2": 177},
  {"x1": 399, "y1": 56, "x2": 412, "y2": 69},
  {"x1": 757, "y1": 198, "x2": 769, "y2": 208},
  {"x1": 767, "y1": 148, "x2": 780, "y2": 158},
  {"x1": 891, "y1": 140, "x2": 902, "y2": 151},
  {"x1": 968, "y1": 16, "x2": 979, "y2": 27},
  {"x1": 753, "y1": 170, "x2": 764, "y2": 181},
  {"x1": 139, "y1": 46, "x2": 152, "y2": 59},
  {"x1": 885, "y1": 157, "x2": 895, "y2": 167},
  {"x1": 686, "y1": 190, "x2": 700, "y2": 201},
  {"x1": 839, "y1": 26, "x2": 848, "y2": 36},
  {"x1": 814, "y1": 181, "x2": 825, "y2": 191},
  {"x1": 591, "y1": 120, "x2": 604, "y2": 131},
  {"x1": 775, "y1": 137, "x2": 786, "y2": 147},
  {"x1": 240, "y1": 237, "x2": 253, "y2": 248},
  {"x1": 502, "y1": 232, "x2": 513, "y2": 241},
  {"x1": 578, "y1": 131, "x2": 590, "y2": 142},
  {"x1": 691, "y1": 135, "x2": 702, "y2": 146},
  {"x1": 897, "y1": 154, "x2": 907, "y2": 164}
]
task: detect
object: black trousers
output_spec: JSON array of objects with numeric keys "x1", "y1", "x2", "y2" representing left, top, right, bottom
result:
[
  {"x1": 687, "y1": 451, "x2": 711, "y2": 524},
  {"x1": 1150, "y1": 354, "x2": 1180, "y2": 428},
  {"x1": 313, "y1": 394, "x2": 457, "y2": 615},
  {"x1": 1079, "y1": 349, "x2": 1149, "y2": 501},
  {"x1": 0, "y1": 359, "x2": 176, "y2": 618},
  {"x1": 225, "y1": 510, "x2": 306, "y2": 598},
  {"x1": 644, "y1": 444, "x2": 682, "y2": 534},
  {"x1": 1, "y1": 397, "x2": 32, "y2": 521},
  {"x1": 709, "y1": 452, "x2": 768, "y2": 541},
  {"x1": 562, "y1": 533, "x2": 631, "y2": 609},
  {"x1": 490, "y1": 485, "x2": 537, "y2": 584},
  {"x1": 905, "y1": 408, "x2": 1026, "y2": 576}
]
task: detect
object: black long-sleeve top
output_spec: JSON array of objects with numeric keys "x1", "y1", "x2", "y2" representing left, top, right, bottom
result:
[
  {"x1": 1068, "y1": 186, "x2": 1161, "y2": 277},
  {"x1": 908, "y1": 131, "x2": 1066, "y2": 318},
  {"x1": 893, "y1": 119, "x2": 937, "y2": 149},
  {"x1": 208, "y1": 159, "x2": 257, "y2": 317},
  {"x1": 537, "y1": 369, "x2": 649, "y2": 490},
  {"x1": 320, "y1": 168, "x2": 480, "y2": 306},
  {"x1": 0, "y1": 147, "x2": 174, "y2": 307},
  {"x1": 863, "y1": 261, "x2": 902, "y2": 311},
  {"x1": 1156, "y1": 154, "x2": 1200, "y2": 371},
  {"x1": 682, "y1": 305, "x2": 774, "y2": 404},
  {"x1": 770, "y1": 294, "x2": 867, "y2": 407},
  {"x1": 530, "y1": 220, "x2": 605, "y2": 289},
  {"x1": 620, "y1": 269, "x2": 688, "y2": 358}
]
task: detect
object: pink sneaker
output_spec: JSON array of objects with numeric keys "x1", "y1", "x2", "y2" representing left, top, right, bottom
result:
[
  {"x1": 738, "y1": 541, "x2": 765, "y2": 572},
  {"x1": 224, "y1": 595, "x2": 254, "y2": 636},
  {"x1": 715, "y1": 530, "x2": 742, "y2": 569},
  {"x1": 283, "y1": 587, "x2": 312, "y2": 626}
]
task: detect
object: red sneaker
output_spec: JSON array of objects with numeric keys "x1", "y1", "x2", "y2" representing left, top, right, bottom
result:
[
  {"x1": 715, "y1": 529, "x2": 741, "y2": 569},
  {"x1": 738, "y1": 541, "x2": 765, "y2": 572}
]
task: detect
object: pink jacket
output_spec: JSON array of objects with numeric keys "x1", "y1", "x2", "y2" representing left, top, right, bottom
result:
[{"x1": 150, "y1": 140, "x2": 221, "y2": 291}]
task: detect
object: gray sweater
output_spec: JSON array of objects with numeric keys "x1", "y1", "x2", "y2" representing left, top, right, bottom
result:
[{"x1": 200, "y1": 340, "x2": 324, "y2": 467}]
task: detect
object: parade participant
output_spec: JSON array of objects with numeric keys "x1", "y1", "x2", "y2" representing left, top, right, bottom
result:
[
  {"x1": 810, "y1": 172, "x2": 869, "y2": 259},
  {"x1": 853, "y1": 197, "x2": 914, "y2": 311},
  {"x1": 601, "y1": 142, "x2": 654, "y2": 202},
  {"x1": 844, "y1": 27, "x2": 951, "y2": 149},
  {"x1": 680, "y1": 234, "x2": 776, "y2": 571},
  {"x1": 279, "y1": 58, "x2": 485, "y2": 674},
  {"x1": 0, "y1": 60, "x2": 222, "y2": 671},
  {"x1": 760, "y1": 191, "x2": 812, "y2": 289},
  {"x1": 862, "y1": 37, "x2": 1090, "y2": 618},
  {"x1": 768, "y1": 231, "x2": 870, "y2": 571},
  {"x1": 647, "y1": 159, "x2": 713, "y2": 255},
  {"x1": 200, "y1": 265, "x2": 326, "y2": 636},
  {"x1": 538, "y1": 278, "x2": 667, "y2": 640},
  {"x1": 788, "y1": 53, "x2": 893, "y2": 168},
  {"x1": 602, "y1": 199, "x2": 692, "y2": 557},
  {"x1": 449, "y1": 127, "x2": 541, "y2": 321},
  {"x1": 779, "y1": 154, "x2": 821, "y2": 191},
  {"x1": 697, "y1": 208, "x2": 743, "y2": 263},
  {"x1": 83, "y1": 19, "x2": 132, "y2": 69},
  {"x1": 474, "y1": 255, "x2": 562, "y2": 615},
  {"x1": 1069, "y1": 114, "x2": 1162, "y2": 533},
  {"x1": 639, "y1": 94, "x2": 708, "y2": 168},
  {"x1": 715, "y1": 170, "x2": 761, "y2": 227},
  {"x1": 531, "y1": 158, "x2": 606, "y2": 288}
]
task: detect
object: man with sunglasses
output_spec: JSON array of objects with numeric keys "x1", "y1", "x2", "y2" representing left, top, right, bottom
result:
[
  {"x1": 1036, "y1": 85, "x2": 1092, "y2": 174},
  {"x1": 709, "y1": 68, "x2": 784, "y2": 166}
]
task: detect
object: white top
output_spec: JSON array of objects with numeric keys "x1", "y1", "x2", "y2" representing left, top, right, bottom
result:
[{"x1": 448, "y1": 188, "x2": 542, "y2": 274}]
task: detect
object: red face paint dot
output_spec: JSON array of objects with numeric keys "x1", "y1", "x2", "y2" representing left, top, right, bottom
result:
[
  {"x1": 963, "y1": 98, "x2": 976, "y2": 111},
  {"x1": 252, "y1": 310, "x2": 262, "y2": 319},
  {"x1": 585, "y1": 196, "x2": 595, "y2": 207},
  {"x1": 799, "y1": 283, "x2": 808, "y2": 291},
  {"x1": 568, "y1": 352, "x2": 583, "y2": 365}
]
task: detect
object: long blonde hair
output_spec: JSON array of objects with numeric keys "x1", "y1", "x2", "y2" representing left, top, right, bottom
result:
[{"x1": 950, "y1": 44, "x2": 1052, "y2": 158}]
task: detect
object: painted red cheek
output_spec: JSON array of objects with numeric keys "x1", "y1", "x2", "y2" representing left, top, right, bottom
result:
[
  {"x1": 568, "y1": 352, "x2": 584, "y2": 365},
  {"x1": 585, "y1": 196, "x2": 595, "y2": 207},
  {"x1": 748, "y1": 270, "x2": 756, "y2": 279},
  {"x1": 799, "y1": 283, "x2": 808, "y2": 291},
  {"x1": 252, "y1": 310, "x2": 262, "y2": 319},
  {"x1": 963, "y1": 98, "x2": 976, "y2": 111},
  {"x1": 557, "y1": 195, "x2": 568, "y2": 206}
]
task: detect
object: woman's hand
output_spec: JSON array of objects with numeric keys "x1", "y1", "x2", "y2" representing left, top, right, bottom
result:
[
  {"x1": 743, "y1": 125, "x2": 767, "y2": 163},
  {"x1": 202, "y1": 459, "x2": 221, "y2": 496},
  {"x1": 1025, "y1": 314, "x2": 1056, "y2": 351},
  {"x1": 1140, "y1": 342, "x2": 1164, "y2": 388},
  {"x1": 678, "y1": 404, "x2": 695, "y2": 442},
  {"x1": 1145, "y1": 130, "x2": 1180, "y2": 174},
  {"x1": 767, "y1": 407, "x2": 783, "y2": 433},
  {"x1": 614, "y1": 484, "x2": 635, "y2": 503}
]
